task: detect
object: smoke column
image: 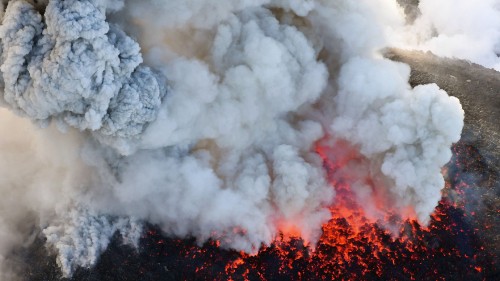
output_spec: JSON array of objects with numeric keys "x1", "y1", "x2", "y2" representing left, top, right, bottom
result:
[{"x1": 0, "y1": 0, "x2": 479, "y2": 278}]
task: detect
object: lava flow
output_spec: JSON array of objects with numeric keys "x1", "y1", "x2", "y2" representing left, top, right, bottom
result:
[{"x1": 27, "y1": 139, "x2": 499, "y2": 281}]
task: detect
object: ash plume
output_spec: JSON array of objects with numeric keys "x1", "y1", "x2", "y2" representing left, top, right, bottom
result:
[
  {"x1": 0, "y1": 0, "x2": 165, "y2": 153},
  {"x1": 0, "y1": 0, "x2": 466, "y2": 278}
]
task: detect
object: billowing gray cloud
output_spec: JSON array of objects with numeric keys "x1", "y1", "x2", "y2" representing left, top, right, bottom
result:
[
  {"x1": 0, "y1": 0, "x2": 165, "y2": 153},
  {"x1": 0, "y1": 0, "x2": 467, "y2": 278}
]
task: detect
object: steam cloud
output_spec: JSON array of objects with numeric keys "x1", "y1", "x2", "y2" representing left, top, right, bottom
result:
[
  {"x1": 399, "y1": 0, "x2": 500, "y2": 70},
  {"x1": 0, "y1": 0, "x2": 474, "y2": 278}
]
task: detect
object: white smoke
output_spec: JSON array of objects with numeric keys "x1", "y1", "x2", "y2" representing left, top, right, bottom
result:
[
  {"x1": 332, "y1": 58, "x2": 463, "y2": 224},
  {"x1": 0, "y1": 0, "x2": 466, "y2": 278},
  {"x1": 399, "y1": 0, "x2": 500, "y2": 70},
  {"x1": 307, "y1": 0, "x2": 464, "y2": 225}
]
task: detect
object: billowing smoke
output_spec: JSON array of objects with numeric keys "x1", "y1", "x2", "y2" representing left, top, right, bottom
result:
[
  {"x1": 399, "y1": 0, "x2": 500, "y2": 70},
  {"x1": 0, "y1": 0, "x2": 468, "y2": 278},
  {"x1": 0, "y1": 0, "x2": 165, "y2": 154}
]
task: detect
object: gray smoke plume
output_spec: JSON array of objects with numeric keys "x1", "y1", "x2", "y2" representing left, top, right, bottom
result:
[
  {"x1": 0, "y1": 0, "x2": 165, "y2": 154},
  {"x1": 0, "y1": 0, "x2": 467, "y2": 278},
  {"x1": 43, "y1": 208, "x2": 141, "y2": 275}
]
